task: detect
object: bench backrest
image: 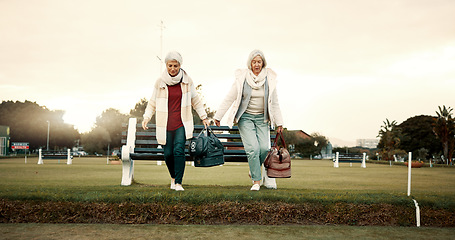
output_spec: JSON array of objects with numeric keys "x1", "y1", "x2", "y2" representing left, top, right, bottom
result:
[{"x1": 121, "y1": 120, "x2": 276, "y2": 162}]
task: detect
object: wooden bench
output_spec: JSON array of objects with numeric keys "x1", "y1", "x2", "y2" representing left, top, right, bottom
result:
[
  {"x1": 120, "y1": 118, "x2": 276, "y2": 186},
  {"x1": 333, "y1": 152, "x2": 366, "y2": 168},
  {"x1": 37, "y1": 149, "x2": 73, "y2": 165}
]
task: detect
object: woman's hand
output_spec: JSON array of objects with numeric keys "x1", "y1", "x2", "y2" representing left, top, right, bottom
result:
[
  {"x1": 142, "y1": 119, "x2": 150, "y2": 130},
  {"x1": 276, "y1": 126, "x2": 283, "y2": 134},
  {"x1": 214, "y1": 119, "x2": 221, "y2": 127},
  {"x1": 202, "y1": 118, "x2": 210, "y2": 128}
]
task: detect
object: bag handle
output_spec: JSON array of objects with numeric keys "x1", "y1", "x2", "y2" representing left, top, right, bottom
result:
[
  {"x1": 206, "y1": 125, "x2": 218, "y2": 138},
  {"x1": 196, "y1": 127, "x2": 208, "y2": 137},
  {"x1": 272, "y1": 131, "x2": 287, "y2": 149}
]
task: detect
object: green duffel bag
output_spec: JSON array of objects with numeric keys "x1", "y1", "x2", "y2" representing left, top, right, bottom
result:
[{"x1": 190, "y1": 126, "x2": 225, "y2": 167}]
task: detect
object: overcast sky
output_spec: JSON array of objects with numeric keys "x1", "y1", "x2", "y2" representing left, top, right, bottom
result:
[{"x1": 1, "y1": 0, "x2": 454, "y2": 146}]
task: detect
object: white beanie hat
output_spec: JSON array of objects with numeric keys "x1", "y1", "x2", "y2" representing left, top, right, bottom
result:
[
  {"x1": 165, "y1": 51, "x2": 183, "y2": 65},
  {"x1": 247, "y1": 49, "x2": 267, "y2": 70}
]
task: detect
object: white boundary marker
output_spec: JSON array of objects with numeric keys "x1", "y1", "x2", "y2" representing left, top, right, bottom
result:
[
  {"x1": 406, "y1": 151, "x2": 421, "y2": 227},
  {"x1": 412, "y1": 199, "x2": 421, "y2": 227},
  {"x1": 407, "y1": 152, "x2": 412, "y2": 196}
]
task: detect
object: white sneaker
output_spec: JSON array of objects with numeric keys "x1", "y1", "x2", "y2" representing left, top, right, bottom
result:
[
  {"x1": 175, "y1": 184, "x2": 184, "y2": 191},
  {"x1": 250, "y1": 184, "x2": 260, "y2": 191},
  {"x1": 170, "y1": 179, "x2": 176, "y2": 190}
]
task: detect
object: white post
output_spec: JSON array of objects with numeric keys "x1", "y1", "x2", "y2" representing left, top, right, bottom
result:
[
  {"x1": 407, "y1": 152, "x2": 412, "y2": 196},
  {"x1": 413, "y1": 199, "x2": 421, "y2": 227},
  {"x1": 361, "y1": 152, "x2": 366, "y2": 168},
  {"x1": 334, "y1": 152, "x2": 339, "y2": 168},
  {"x1": 37, "y1": 148, "x2": 43, "y2": 164},
  {"x1": 67, "y1": 149, "x2": 72, "y2": 165}
]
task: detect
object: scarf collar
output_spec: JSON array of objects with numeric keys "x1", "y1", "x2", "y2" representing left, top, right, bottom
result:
[
  {"x1": 246, "y1": 68, "x2": 267, "y2": 89},
  {"x1": 161, "y1": 69, "x2": 183, "y2": 86}
]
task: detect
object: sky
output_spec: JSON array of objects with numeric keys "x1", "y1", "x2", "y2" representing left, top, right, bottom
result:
[{"x1": 1, "y1": 0, "x2": 454, "y2": 147}]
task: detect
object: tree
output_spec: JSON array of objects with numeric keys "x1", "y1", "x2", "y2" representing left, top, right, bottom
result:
[
  {"x1": 283, "y1": 130, "x2": 328, "y2": 158},
  {"x1": 129, "y1": 98, "x2": 148, "y2": 119},
  {"x1": 93, "y1": 108, "x2": 128, "y2": 149},
  {"x1": 433, "y1": 105, "x2": 455, "y2": 164},
  {"x1": 312, "y1": 132, "x2": 329, "y2": 157},
  {"x1": 399, "y1": 115, "x2": 441, "y2": 160},
  {"x1": 81, "y1": 127, "x2": 111, "y2": 154},
  {"x1": 377, "y1": 119, "x2": 402, "y2": 160},
  {"x1": 0, "y1": 100, "x2": 79, "y2": 150}
]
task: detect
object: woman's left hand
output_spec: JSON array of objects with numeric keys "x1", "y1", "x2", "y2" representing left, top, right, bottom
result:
[
  {"x1": 276, "y1": 126, "x2": 283, "y2": 133},
  {"x1": 202, "y1": 118, "x2": 210, "y2": 128}
]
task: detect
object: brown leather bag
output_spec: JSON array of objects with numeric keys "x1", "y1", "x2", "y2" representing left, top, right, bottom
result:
[{"x1": 264, "y1": 131, "x2": 291, "y2": 178}]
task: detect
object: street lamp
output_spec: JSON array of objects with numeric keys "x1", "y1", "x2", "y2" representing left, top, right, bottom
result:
[{"x1": 46, "y1": 121, "x2": 50, "y2": 151}]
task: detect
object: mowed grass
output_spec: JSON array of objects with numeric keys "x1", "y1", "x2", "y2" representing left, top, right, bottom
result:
[
  {"x1": 0, "y1": 157, "x2": 454, "y2": 208},
  {"x1": 1, "y1": 157, "x2": 455, "y2": 239}
]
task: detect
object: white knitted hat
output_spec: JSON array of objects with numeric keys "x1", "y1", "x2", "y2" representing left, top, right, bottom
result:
[
  {"x1": 247, "y1": 49, "x2": 267, "y2": 70},
  {"x1": 165, "y1": 51, "x2": 183, "y2": 65}
]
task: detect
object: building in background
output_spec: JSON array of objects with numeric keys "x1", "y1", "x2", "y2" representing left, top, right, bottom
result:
[
  {"x1": 356, "y1": 139, "x2": 379, "y2": 149},
  {"x1": 0, "y1": 125, "x2": 10, "y2": 156}
]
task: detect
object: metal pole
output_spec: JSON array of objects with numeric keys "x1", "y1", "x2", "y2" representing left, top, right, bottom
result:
[
  {"x1": 46, "y1": 121, "x2": 50, "y2": 151},
  {"x1": 159, "y1": 20, "x2": 165, "y2": 72}
]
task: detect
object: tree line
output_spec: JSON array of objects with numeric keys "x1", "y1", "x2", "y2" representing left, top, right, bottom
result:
[
  {"x1": 377, "y1": 105, "x2": 454, "y2": 164},
  {"x1": 2, "y1": 98, "x2": 451, "y2": 162}
]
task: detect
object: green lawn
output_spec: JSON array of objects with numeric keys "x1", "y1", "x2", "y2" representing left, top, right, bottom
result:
[
  {"x1": 0, "y1": 157, "x2": 453, "y2": 207},
  {"x1": 1, "y1": 157, "x2": 454, "y2": 239}
]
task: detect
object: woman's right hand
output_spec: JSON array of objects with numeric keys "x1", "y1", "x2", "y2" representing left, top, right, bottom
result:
[
  {"x1": 142, "y1": 119, "x2": 150, "y2": 130},
  {"x1": 215, "y1": 119, "x2": 221, "y2": 127}
]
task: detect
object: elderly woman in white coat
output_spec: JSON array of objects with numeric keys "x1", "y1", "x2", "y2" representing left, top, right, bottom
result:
[
  {"x1": 214, "y1": 49, "x2": 284, "y2": 191},
  {"x1": 142, "y1": 51, "x2": 209, "y2": 191}
]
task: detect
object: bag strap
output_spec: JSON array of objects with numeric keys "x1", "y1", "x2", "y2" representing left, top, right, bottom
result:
[
  {"x1": 206, "y1": 125, "x2": 218, "y2": 138},
  {"x1": 196, "y1": 127, "x2": 207, "y2": 138},
  {"x1": 273, "y1": 131, "x2": 287, "y2": 149}
]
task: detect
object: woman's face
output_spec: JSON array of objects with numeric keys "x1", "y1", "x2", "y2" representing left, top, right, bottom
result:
[
  {"x1": 251, "y1": 55, "x2": 263, "y2": 76},
  {"x1": 166, "y1": 60, "x2": 181, "y2": 77}
]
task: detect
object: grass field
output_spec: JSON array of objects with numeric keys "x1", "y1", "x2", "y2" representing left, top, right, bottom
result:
[
  {"x1": 1, "y1": 157, "x2": 454, "y2": 206},
  {"x1": 1, "y1": 157, "x2": 454, "y2": 239}
]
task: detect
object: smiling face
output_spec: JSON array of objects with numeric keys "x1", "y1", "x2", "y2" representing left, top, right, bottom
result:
[
  {"x1": 250, "y1": 55, "x2": 263, "y2": 76},
  {"x1": 166, "y1": 60, "x2": 181, "y2": 77}
]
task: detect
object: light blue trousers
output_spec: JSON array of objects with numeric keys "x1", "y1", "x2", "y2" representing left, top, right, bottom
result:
[{"x1": 238, "y1": 113, "x2": 270, "y2": 181}]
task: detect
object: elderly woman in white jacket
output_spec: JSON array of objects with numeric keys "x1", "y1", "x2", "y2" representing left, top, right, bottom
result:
[
  {"x1": 142, "y1": 51, "x2": 209, "y2": 191},
  {"x1": 214, "y1": 49, "x2": 284, "y2": 191}
]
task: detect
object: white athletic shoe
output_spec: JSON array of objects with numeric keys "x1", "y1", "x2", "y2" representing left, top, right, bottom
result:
[
  {"x1": 170, "y1": 179, "x2": 176, "y2": 190},
  {"x1": 250, "y1": 184, "x2": 260, "y2": 191},
  {"x1": 175, "y1": 184, "x2": 184, "y2": 191}
]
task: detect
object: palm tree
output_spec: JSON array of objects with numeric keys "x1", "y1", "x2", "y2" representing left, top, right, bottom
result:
[
  {"x1": 377, "y1": 119, "x2": 402, "y2": 160},
  {"x1": 433, "y1": 105, "x2": 455, "y2": 165}
]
